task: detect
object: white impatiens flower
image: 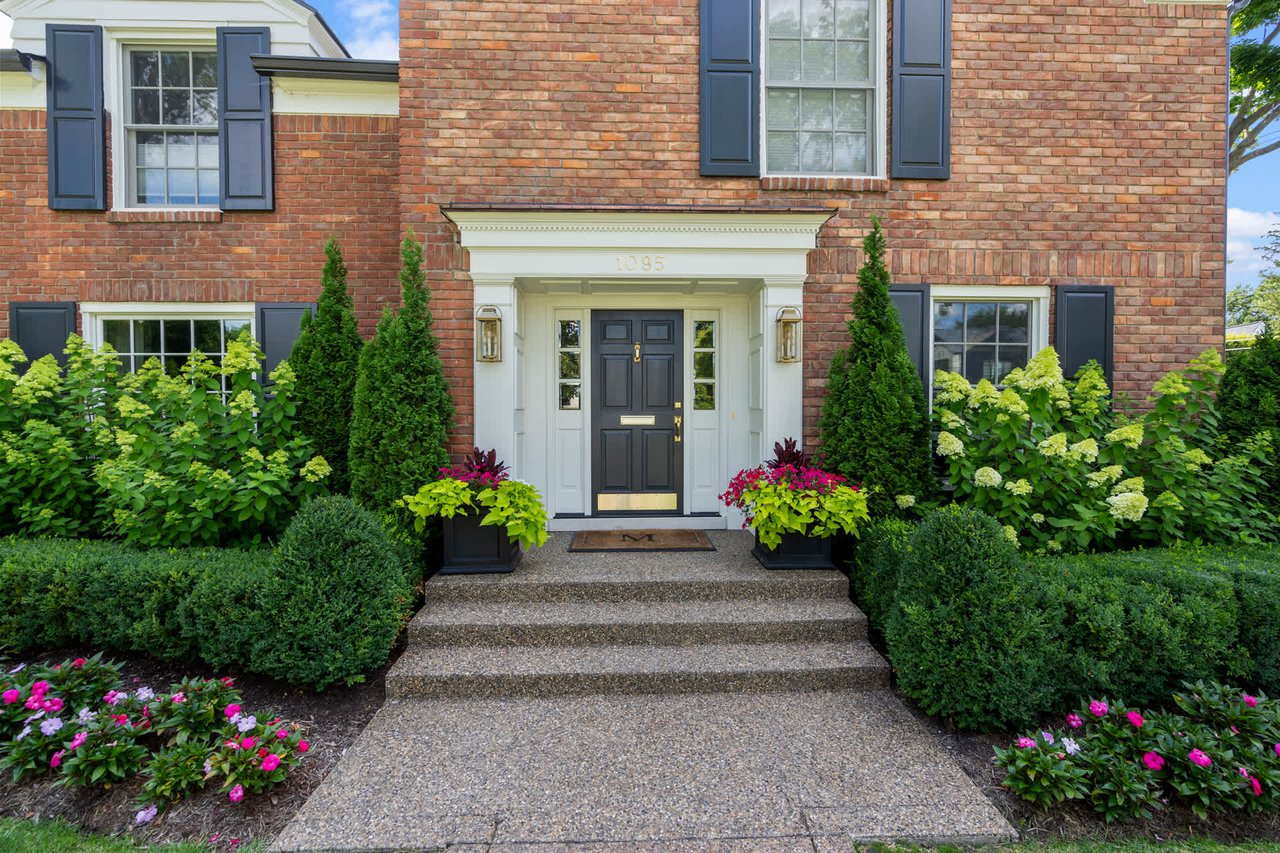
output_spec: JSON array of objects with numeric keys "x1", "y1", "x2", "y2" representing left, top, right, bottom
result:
[
  {"x1": 974, "y1": 467, "x2": 1003, "y2": 488},
  {"x1": 1004, "y1": 478, "x2": 1032, "y2": 496},
  {"x1": 937, "y1": 431, "x2": 965, "y2": 457},
  {"x1": 1038, "y1": 433, "x2": 1069, "y2": 458},
  {"x1": 895, "y1": 495, "x2": 916, "y2": 509},
  {"x1": 1106, "y1": 491, "x2": 1149, "y2": 522}
]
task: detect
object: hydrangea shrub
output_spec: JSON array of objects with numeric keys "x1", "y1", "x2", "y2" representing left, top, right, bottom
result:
[{"x1": 933, "y1": 347, "x2": 1275, "y2": 553}]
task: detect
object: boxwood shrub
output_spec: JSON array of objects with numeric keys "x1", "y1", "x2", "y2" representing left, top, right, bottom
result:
[
  {"x1": 851, "y1": 511, "x2": 1280, "y2": 728},
  {"x1": 0, "y1": 496, "x2": 412, "y2": 690}
]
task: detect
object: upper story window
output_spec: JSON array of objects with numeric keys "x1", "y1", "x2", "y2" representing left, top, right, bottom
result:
[
  {"x1": 127, "y1": 49, "x2": 219, "y2": 206},
  {"x1": 764, "y1": 0, "x2": 877, "y2": 176}
]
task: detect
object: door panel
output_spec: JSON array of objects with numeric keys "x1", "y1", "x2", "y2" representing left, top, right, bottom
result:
[{"x1": 592, "y1": 310, "x2": 683, "y2": 515}]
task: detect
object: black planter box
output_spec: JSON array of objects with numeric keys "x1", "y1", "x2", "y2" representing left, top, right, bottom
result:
[
  {"x1": 751, "y1": 532, "x2": 835, "y2": 570},
  {"x1": 440, "y1": 512, "x2": 522, "y2": 575}
]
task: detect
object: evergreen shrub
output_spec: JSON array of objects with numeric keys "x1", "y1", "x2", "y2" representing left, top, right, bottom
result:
[
  {"x1": 1218, "y1": 328, "x2": 1280, "y2": 519},
  {"x1": 818, "y1": 217, "x2": 934, "y2": 518},
  {"x1": 848, "y1": 518, "x2": 912, "y2": 631},
  {"x1": 886, "y1": 506, "x2": 1052, "y2": 729},
  {"x1": 290, "y1": 237, "x2": 364, "y2": 493}
]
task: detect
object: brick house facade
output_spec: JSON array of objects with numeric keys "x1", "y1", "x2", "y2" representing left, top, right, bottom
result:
[{"x1": 0, "y1": 0, "x2": 1228, "y2": 528}]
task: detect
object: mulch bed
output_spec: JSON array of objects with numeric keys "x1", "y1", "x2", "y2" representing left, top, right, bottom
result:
[{"x1": 0, "y1": 639, "x2": 402, "y2": 848}]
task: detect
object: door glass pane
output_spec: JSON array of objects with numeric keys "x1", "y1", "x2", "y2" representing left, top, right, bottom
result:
[
  {"x1": 163, "y1": 319, "x2": 192, "y2": 354},
  {"x1": 966, "y1": 303, "x2": 998, "y2": 343},
  {"x1": 134, "y1": 319, "x2": 162, "y2": 353},
  {"x1": 999, "y1": 302, "x2": 1030, "y2": 343},
  {"x1": 559, "y1": 351, "x2": 580, "y2": 380},
  {"x1": 694, "y1": 383, "x2": 716, "y2": 411},
  {"x1": 769, "y1": 0, "x2": 802, "y2": 37},
  {"x1": 103, "y1": 320, "x2": 131, "y2": 352},
  {"x1": 694, "y1": 321, "x2": 716, "y2": 349},
  {"x1": 694, "y1": 352, "x2": 715, "y2": 380},
  {"x1": 558, "y1": 320, "x2": 581, "y2": 349},
  {"x1": 559, "y1": 383, "x2": 581, "y2": 411},
  {"x1": 767, "y1": 89, "x2": 799, "y2": 130}
]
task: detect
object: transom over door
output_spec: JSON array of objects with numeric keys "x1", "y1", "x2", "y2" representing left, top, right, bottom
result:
[{"x1": 591, "y1": 310, "x2": 684, "y2": 514}]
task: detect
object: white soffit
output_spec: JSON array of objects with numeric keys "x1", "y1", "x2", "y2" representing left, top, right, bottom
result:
[
  {"x1": 446, "y1": 210, "x2": 834, "y2": 282},
  {"x1": 271, "y1": 77, "x2": 398, "y2": 116}
]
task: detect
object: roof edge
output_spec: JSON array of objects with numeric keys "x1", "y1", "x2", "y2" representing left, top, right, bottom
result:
[{"x1": 250, "y1": 54, "x2": 398, "y2": 82}]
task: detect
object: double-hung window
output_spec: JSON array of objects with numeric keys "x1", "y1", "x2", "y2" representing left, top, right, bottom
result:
[
  {"x1": 126, "y1": 48, "x2": 220, "y2": 206},
  {"x1": 929, "y1": 288, "x2": 1051, "y2": 387},
  {"x1": 764, "y1": 0, "x2": 876, "y2": 176}
]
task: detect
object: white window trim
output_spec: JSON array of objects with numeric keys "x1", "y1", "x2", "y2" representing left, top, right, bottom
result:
[
  {"x1": 928, "y1": 285, "x2": 1051, "y2": 390},
  {"x1": 104, "y1": 29, "x2": 222, "y2": 212},
  {"x1": 80, "y1": 302, "x2": 255, "y2": 351},
  {"x1": 759, "y1": 0, "x2": 889, "y2": 180}
]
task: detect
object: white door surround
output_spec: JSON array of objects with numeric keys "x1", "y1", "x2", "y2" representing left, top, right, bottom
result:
[{"x1": 445, "y1": 209, "x2": 833, "y2": 530}]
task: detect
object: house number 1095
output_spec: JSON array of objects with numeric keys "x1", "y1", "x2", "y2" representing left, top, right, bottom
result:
[{"x1": 616, "y1": 254, "x2": 665, "y2": 272}]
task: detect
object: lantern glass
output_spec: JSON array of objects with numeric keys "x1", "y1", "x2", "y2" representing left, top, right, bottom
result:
[
  {"x1": 776, "y1": 307, "x2": 801, "y2": 363},
  {"x1": 475, "y1": 307, "x2": 502, "y2": 362}
]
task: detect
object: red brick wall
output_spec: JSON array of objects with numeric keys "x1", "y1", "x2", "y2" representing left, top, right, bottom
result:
[
  {"x1": 399, "y1": 0, "x2": 1227, "y2": 450},
  {"x1": 0, "y1": 111, "x2": 402, "y2": 337}
]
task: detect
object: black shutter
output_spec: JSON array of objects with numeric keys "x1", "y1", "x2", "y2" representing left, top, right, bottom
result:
[
  {"x1": 1055, "y1": 285, "x2": 1114, "y2": 384},
  {"x1": 256, "y1": 302, "x2": 314, "y2": 379},
  {"x1": 699, "y1": 0, "x2": 761, "y2": 176},
  {"x1": 890, "y1": 284, "x2": 930, "y2": 387},
  {"x1": 218, "y1": 27, "x2": 274, "y2": 210},
  {"x1": 10, "y1": 301, "x2": 76, "y2": 367},
  {"x1": 891, "y1": 0, "x2": 951, "y2": 180},
  {"x1": 46, "y1": 25, "x2": 105, "y2": 210}
]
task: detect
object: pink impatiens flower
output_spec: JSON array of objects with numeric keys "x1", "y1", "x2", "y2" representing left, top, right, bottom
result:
[
  {"x1": 241, "y1": 737, "x2": 255, "y2": 750},
  {"x1": 30, "y1": 681, "x2": 49, "y2": 697},
  {"x1": 69, "y1": 731, "x2": 87, "y2": 750},
  {"x1": 228, "y1": 784, "x2": 245, "y2": 803},
  {"x1": 225, "y1": 739, "x2": 240, "y2": 750},
  {"x1": 224, "y1": 703, "x2": 242, "y2": 719},
  {"x1": 261, "y1": 753, "x2": 281, "y2": 772},
  {"x1": 1239, "y1": 767, "x2": 1251, "y2": 778},
  {"x1": 1016, "y1": 737, "x2": 1036, "y2": 748},
  {"x1": 50, "y1": 749, "x2": 64, "y2": 769},
  {"x1": 43, "y1": 697, "x2": 64, "y2": 714},
  {"x1": 1142, "y1": 752, "x2": 1164, "y2": 771},
  {"x1": 1253, "y1": 777, "x2": 1264, "y2": 797},
  {"x1": 72, "y1": 658, "x2": 86, "y2": 669},
  {"x1": 103, "y1": 690, "x2": 122, "y2": 706},
  {"x1": 1089, "y1": 701, "x2": 1108, "y2": 717},
  {"x1": 1126, "y1": 711, "x2": 1145, "y2": 728},
  {"x1": 1189, "y1": 749, "x2": 1212, "y2": 767},
  {"x1": 1065, "y1": 713, "x2": 1082, "y2": 729},
  {"x1": 298, "y1": 740, "x2": 309, "y2": 753},
  {"x1": 1243, "y1": 693, "x2": 1258, "y2": 708},
  {"x1": 276, "y1": 729, "x2": 289, "y2": 740},
  {"x1": 171, "y1": 692, "x2": 186, "y2": 704},
  {"x1": 2, "y1": 689, "x2": 19, "y2": 705}
]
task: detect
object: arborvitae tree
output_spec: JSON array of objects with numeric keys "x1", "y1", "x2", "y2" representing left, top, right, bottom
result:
[
  {"x1": 290, "y1": 237, "x2": 363, "y2": 493},
  {"x1": 818, "y1": 217, "x2": 935, "y2": 517},
  {"x1": 349, "y1": 229, "x2": 455, "y2": 515},
  {"x1": 1218, "y1": 328, "x2": 1280, "y2": 518}
]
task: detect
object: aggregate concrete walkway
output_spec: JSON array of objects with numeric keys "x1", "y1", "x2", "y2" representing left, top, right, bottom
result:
[{"x1": 273, "y1": 532, "x2": 1016, "y2": 852}]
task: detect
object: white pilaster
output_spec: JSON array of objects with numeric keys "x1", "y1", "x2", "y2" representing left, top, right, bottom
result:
[
  {"x1": 761, "y1": 276, "x2": 806, "y2": 450},
  {"x1": 472, "y1": 274, "x2": 519, "y2": 471}
]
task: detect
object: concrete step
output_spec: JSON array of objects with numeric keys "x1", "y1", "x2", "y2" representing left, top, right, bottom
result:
[
  {"x1": 409, "y1": 598, "x2": 868, "y2": 646},
  {"x1": 385, "y1": 641, "x2": 890, "y2": 700},
  {"x1": 425, "y1": 572, "x2": 850, "y2": 605}
]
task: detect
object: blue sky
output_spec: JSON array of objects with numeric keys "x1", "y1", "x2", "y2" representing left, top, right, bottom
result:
[{"x1": 0, "y1": 5, "x2": 1276, "y2": 290}]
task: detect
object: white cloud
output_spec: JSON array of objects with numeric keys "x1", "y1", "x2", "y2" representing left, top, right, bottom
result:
[
  {"x1": 1227, "y1": 207, "x2": 1280, "y2": 241},
  {"x1": 1, "y1": 14, "x2": 14, "y2": 49},
  {"x1": 346, "y1": 31, "x2": 398, "y2": 61},
  {"x1": 346, "y1": 0, "x2": 395, "y2": 28}
]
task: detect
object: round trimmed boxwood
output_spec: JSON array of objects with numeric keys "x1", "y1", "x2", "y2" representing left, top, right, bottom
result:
[{"x1": 251, "y1": 496, "x2": 412, "y2": 690}]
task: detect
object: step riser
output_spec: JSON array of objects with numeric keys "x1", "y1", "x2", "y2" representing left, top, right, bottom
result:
[
  {"x1": 409, "y1": 618, "x2": 866, "y2": 647},
  {"x1": 426, "y1": 579, "x2": 850, "y2": 605},
  {"x1": 386, "y1": 666, "x2": 889, "y2": 701}
]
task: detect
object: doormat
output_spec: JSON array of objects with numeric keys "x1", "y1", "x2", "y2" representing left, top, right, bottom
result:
[{"x1": 569, "y1": 529, "x2": 716, "y2": 553}]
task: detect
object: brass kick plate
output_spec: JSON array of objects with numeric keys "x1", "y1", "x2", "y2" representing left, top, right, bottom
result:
[
  {"x1": 597, "y1": 492, "x2": 678, "y2": 512},
  {"x1": 620, "y1": 415, "x2": 656, "y2": 426}
]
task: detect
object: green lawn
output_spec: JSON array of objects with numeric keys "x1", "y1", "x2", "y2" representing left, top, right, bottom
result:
[
  {"x1": 0, "y1": 818, "x2": 263, "y2": 852},
  {"x1": 870, "y1": 842, "x2": 1280, "y2": 853}
]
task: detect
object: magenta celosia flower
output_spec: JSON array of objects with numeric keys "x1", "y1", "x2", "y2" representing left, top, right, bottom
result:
[
  {"x1": 228, "y1": 784, "x2": 244, "y2": 803},
  {"x1": 49, "y1": 749, "x2": 64, "y2": 769},
  {"x1": 1253, "y1": 777, "x2": 1264, "y2": 797},
  {"x1": 1189, "y1": 749, "x2": 1212, "y2": 767},
  {"x1": 1243, "y1": 693, "x2": 1258, "y2": 708},
  {"x1": 1142, "y1": 752, "x2": 1164, "y2": 771},
  {"x1": 2, "y1": 689, "x2": 18, "y2": 705},
  {"x1": 298, "y1": 740, "x2": 309, "y2": 753},
  {"x1": 1065, "y1": 713, "x2": 1082, "y2": 729},
  {"x1": 69, "y1": 731, "x2": 87, "y2": 750},
  {"x1": 1126, "y1": 711, "x2": 1144, "y2": 728},
  {"x1": 224, "y1": 703, "x2": 242, "y2": 719},
  {"x1": 1089, "y1": 701, "x2": 1108, "y2": 717},
  {"x1": 261, "y1": 753, "x2": 281, "y2": 772},
  {"x1": 1016, "y1": 737, "x2": 1035, "y2": 748}
]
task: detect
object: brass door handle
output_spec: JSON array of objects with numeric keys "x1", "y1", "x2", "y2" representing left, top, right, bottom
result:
[
  {"x1": 633, "y1": 342, "x2": 641, "y2": 363},
  {"x1": 674, "y1": 415, "x2": 682, "y2": 443}
]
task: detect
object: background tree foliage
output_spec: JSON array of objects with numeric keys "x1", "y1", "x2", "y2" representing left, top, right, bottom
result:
[
  {"x1": 1230, "y1": 0, "x2": 1280, "y2": 171},
  {"x1": 1227, "y1": 225, "x2": 1280, "y2": 328}
]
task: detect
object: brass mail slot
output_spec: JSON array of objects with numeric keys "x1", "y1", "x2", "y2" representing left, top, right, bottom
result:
[
  {"x1": 597, "y1": 492, "x2": 678, "y2": 512},
  {"x1": 620, "y1": 415, "x2": 656, "y2": 426}
]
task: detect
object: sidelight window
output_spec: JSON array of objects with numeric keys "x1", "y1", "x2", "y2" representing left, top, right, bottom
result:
[
  {"x1": 693, "y1": 320, "x2": 716, "y2": 411},
  {"x1": 558, "y1": 319, "x2": 582, "y2": 410}
]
